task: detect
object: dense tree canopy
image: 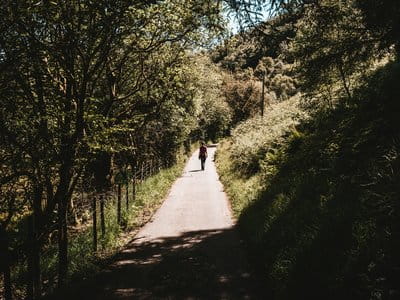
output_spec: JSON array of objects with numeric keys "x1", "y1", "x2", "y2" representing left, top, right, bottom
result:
[
  {"x1": 0, "y1": 1, "x2": 226, "y2": 298},
  {"x1": 216, "y1": 2, "x2": 400, "y2": 300},
  {"x1": 1, "y1": 0, "x2": 400, "y2": 299}
]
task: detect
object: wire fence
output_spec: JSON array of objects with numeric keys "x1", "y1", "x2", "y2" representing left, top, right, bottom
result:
[
  {"x1": 22, "y1": 158, "x2": 171, "y2": 298},
  {"x1": 71, "y1": 159, "x2": 166, "y2": 219},
  {"x1": 66, "y1": 158, "x2": 169, "y2": 248}
]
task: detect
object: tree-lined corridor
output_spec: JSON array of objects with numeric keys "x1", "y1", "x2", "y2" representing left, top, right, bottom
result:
[{"x1": 45, "y1": 147, "x2": 261, "y2": 299}]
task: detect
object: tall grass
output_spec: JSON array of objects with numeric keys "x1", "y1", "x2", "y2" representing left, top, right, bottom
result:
[
  {"x1": 216, "y1": 94, "x2": 308, "y2": 217},
  {"x1": 66, "y1": 162, "x2": 185, "y2": 281},
  {"x1": 229, "y1": 94, "x2": 308, "y2": 175},
  {"x1": 216, "y1": 62, "x2": 400, "y2": 299},
  {"x1": 8, "y1": 152, "x2": 189, "y2": 298}
]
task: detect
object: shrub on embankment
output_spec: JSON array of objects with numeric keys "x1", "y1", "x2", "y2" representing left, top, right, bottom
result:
[{"x1": 216, "y1": 62, "x2": 400, "y2": 299}]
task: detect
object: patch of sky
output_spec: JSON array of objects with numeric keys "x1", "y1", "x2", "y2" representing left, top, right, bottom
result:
[{"x1": 223, "y1": 1, "x2": 276, "y2": 35}]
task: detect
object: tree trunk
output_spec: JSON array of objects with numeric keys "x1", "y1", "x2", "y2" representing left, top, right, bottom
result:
[
  {"x1": 149, "y1": 160, "x2": 153, "y2": 176},
  {"x1": 3, "y1": 261, "x2": 12, "y2": 300},
  {"x1": 57, "y1": 69, "x2": 72, "y2": 289},
  {"x1": 395, "y1": 42, "x2": 400, "y2": 61},
  {"x1": 27, "y1": 184, "x2": 43, "y2": 299},
  {"x1": 27, "y1": 225, "x2": 33, "y2": 299},
  {"x1": 117, "y1": 185, "x2": 121, "y2": 225},
  {"x1": 337, "y1": 62, "x2": 351, "y2": 102},
  {"x1": 32, "y1": 186, "x2": 42, "y2": 299},
  {"x1": 0, "y1": 227, "x2": 12, "y2": 300},
  {"x1": 125, "y1": 184, "x2": 129, "y2": 211},
  {"x1": 68, "y1": 197, "x2": 78, "y2": 226},
  {"x1": 27, "y1": 214, "x2": 41, "y2": 299},
  {"x1": 32, "y1": 237, "x2": 41, "y2": 299},
  {"x1": 132, "y1": 175, "x2": 136, "y2": 203},
  {"x1": 57, "y1": 199, "x2": 68, "y2": 288},
  {"x1": 100, "y1": 194, "x2": 105, "y2": 237},
  {"x1": 92, "y1": 194, "x2": 97, "y2": 252}
]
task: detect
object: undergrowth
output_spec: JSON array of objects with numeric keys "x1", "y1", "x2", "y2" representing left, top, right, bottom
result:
[
  {"x1": 229, "y1": 94, "x2": 309, "y2": 176},
  {"x1": 10, "y1": 152, "x2": 189, "y2": 298},
  {"x1": 68, "y1": 163, "x2": 185, "y2": 283},
  {"x1": 216, "y1": 61, "x2": 400, "y2": 299}
]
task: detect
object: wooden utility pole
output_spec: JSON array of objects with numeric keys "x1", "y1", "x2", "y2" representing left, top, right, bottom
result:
[{"x1": 261, "y1": 72, "x2": 265, "y2": 117}]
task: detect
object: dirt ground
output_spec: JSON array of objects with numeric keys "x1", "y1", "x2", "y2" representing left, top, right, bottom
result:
[{"x1": 45, "y1": 146, "x2": 264, "y2": 299}]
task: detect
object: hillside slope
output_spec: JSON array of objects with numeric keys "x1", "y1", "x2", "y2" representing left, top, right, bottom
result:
[{"x1": 216, "y1": 62, "x2": 400, "y2": 299}]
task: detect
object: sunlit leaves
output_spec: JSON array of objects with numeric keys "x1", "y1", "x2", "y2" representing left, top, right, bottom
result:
[{"x1": 0, "y1": 0, "x2": 226, "y2": 258}]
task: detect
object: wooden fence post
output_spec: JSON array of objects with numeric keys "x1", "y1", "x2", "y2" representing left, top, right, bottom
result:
[
  {"x1": 100, "y1": 194, "x2": 105, "y2": 238},
  {"x1": 126, "y1": 183, "x2": 129, "y2": 212},
  {"x1": 92, "y1": 194, "x2": 97, "y2": 252},
  {"x1": 132, "y1": 170, "x2": 136, "y2": 203},
  {"x1": 117, "y1": 184, "x2": 121, "y2": 225}
]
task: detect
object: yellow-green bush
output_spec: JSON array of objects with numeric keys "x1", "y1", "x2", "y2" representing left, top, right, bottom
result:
[
  {"x1": 229, "y1": 94, "x2": 309, "y2": 175},
  {"x1": 216, "y1": 62, "x2": 400, "y2": 299}
]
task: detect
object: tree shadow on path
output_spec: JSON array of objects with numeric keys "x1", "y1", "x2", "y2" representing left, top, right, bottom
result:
[{"x1": 44, "y1": 229, "x2": 264, "y2": 299}]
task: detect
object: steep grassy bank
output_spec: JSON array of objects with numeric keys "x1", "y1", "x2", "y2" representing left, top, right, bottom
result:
[{"x1": 216, "y1": 62, "x2": 400, "y2": 299}]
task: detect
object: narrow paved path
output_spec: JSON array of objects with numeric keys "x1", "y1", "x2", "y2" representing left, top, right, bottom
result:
[
  {"x1": 135, "y1": 146, "x2": 234, "y2": 239},
  {"x1": 50, "y1": 146, "x2": 262, "y2": 299}
]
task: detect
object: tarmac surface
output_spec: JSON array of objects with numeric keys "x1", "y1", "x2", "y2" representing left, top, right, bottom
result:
[{"x1": 46, "y1": 146, "x2": 263, "y2": 299}]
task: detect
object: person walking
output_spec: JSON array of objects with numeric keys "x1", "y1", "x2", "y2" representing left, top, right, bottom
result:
[{"x1": 198, "y1": 142, "x2": 208, "y2": 171}]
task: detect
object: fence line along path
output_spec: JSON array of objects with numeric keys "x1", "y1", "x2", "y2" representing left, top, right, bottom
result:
[{"x1": 50, "y1": 145, "x2": 262, "y2": 299}]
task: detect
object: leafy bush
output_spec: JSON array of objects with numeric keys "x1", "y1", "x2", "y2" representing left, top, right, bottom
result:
[
  {"x1": 191, "y1": 55, "x2": 233, "y2": 142},
  {"x1": 217, "y1": 62, "x2": 400, "y2": 299},
  {"x1": 222, "y1": 71, "x2": 261, "y2": 125},
  {"x1": 229, "y1": 94, "x2": 309, "y2": 175}
]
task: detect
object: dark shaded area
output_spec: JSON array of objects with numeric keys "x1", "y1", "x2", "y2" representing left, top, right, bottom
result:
[
  {"x1": 236, "y1": 62, "x2": 400, "y2": 299},
  {"x1": 43, "y1": 229, "x2": 264, "y2": 299}
]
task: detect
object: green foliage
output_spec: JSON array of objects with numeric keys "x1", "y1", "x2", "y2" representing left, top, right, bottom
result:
[
  {"x1": 255, "y1": 57, "x2": 297, "y2": 102},
  {"x1": 127, "y1": 162, "x2": 184, "y2": 228},
  {"x1": 16, "y1": 155, "x2": 187, "y2": 296},
  {"x1": 224, "y1": 0, "x2": 399, "y2": 108},
  {"x1": 0, "y1": 0, "x2": 227, "y2": 295},
  {"x1": 228, "y1": 95, "x2": 308, "y2": 175},
  {"x1": 210, "y1": 31, "x2": 298, "y2": 126},
  {"x1": 211, "y1": 35, "x2": 264, "y2": 71},
  {"x1": 209, "y1": 18, "x2": 291, "y2": 72},
  {"x1": 287, "y1": 1, "x2": 363, "y2": 96},
  {"x1": 355, "y1": 0, "x2": 400, "y2": 57},
  {"x1": 2, "y1": 0, "x2": 400, "y2": 297},
  {"x1": 216, "y1": 62, "x2": 400, "y2": 299},
  {"x1": 216, "y1": 141, "x2": 264, "y2": 218},
  {"x1": 217, "y1": 1, "x2": 400, "y2": 298},
  {"x1": 222, "y1": 71, "x2": 262, "y2": 124},
  {"x1": 190, "y1": 55, "x2": 232, "y2": 142}
]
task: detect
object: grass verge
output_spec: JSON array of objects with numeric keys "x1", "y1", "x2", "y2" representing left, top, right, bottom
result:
[{"x1": 17, "y1": 150, "x2": 191, "y2": 298}]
